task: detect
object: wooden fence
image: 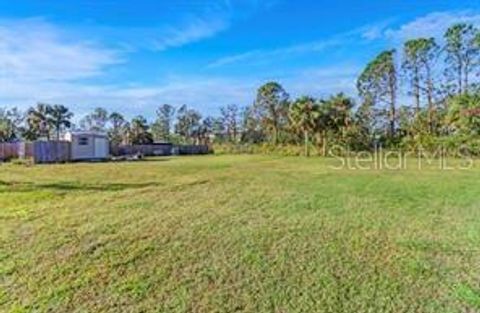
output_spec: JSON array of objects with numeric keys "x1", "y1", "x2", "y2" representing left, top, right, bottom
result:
[
  {"x1": 0, "y1": 143, "x2": 19, "y2": 160},
  {"x1": 110, "y1": 144, "x2": 173, "y2": 157},
  {"x1": 2, "y1": 141, "x2": 211, "y2": 163},
  {"x1": 178, "y1": 145, "x2": 211, "y2": 155},
  {"x1": 18, "y1": 142, "x2": 34, "y2": 159},
  {"x1": 111, "y1": 144, "x2": 211, "y2": 156},
  {"x1": 31, "y1": 141, "x2": 71, "y2": 163}
]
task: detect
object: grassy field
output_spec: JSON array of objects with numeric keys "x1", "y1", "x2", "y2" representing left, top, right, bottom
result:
[{"x1": 1, "y1": 155, "x2": 480, "y2": 312}]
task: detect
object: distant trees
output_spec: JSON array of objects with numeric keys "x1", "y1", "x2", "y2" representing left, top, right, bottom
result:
[
  {"x1": 0, "y1": 108, "x2": 23, "y2": 142},
  {"x1": 446, "y1": 93, "x2": 480, "y2": 135},
  {"x1": 23, "y1": 103, "x2": 73, "y2": 140}
]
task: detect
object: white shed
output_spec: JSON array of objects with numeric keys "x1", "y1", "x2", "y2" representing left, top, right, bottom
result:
[{"x1": 64, "y1": 131, "x2": 109, "y2": 161}]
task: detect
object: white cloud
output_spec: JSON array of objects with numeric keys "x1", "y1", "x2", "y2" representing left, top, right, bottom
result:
[
  {"x1": 360, "y1": 20, "x2": 394, "y2": 41},
  {"x1": 153, "y1": 16, "x2": 229, "y2": 51},
  {"x1": 0, "y1": 18, "x2": 121, "y2": 82},
  {"x1": 206, "y1": 21, "x2": 390, "y2": 68},
  {"x1": 0, "y1": 17, "x2": 363, "y2": 117},
  {"x1": 207, "y1": 36, "x2": 346, "y2": 68},
  {"x1": 0, "y1": 75, "x2": 258, "y2": 118},
  {"x1": 0, "y1": 65, "x2": 361, "y2": 120},
  {"x1": 384, "y1": 11, "x2": 480, "y2": 42},
  {"x1": 284, "y1": 64, "x2": 361, "y2": 99}
]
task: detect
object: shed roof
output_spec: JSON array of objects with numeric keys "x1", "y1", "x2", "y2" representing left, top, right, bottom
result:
[{"x1": 66, "y1": 131, "x2": 108, "y2": 138}]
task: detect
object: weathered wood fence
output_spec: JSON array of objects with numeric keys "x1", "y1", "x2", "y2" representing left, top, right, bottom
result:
[
  {"x1": 111, "y1": 144, "x2": 211, "y2": 157},
  {"x1": 0, "y1": 143, "x2": 19, "y2": 160},
  {"x1": 2, "y1": 141, "x2": 70, "y2": 163},
  {"x1": 110, "y1": 144, "x2": 173, "y2": 157},
  {"x1": 18, "y1": 142, "x2": 34, "y2": 159},
  {"x1": 30, "y1": 141, "x2": 71, "y2": 163},
  {"x1": 178, "y1": 145, "x2": 211, "y2": 155},
  {"x1": 2, "y1": 141, "x2": 211, "y2": 163}
]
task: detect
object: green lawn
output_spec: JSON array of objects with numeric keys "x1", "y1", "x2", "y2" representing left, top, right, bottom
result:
[{"x1": 1, "y1": 155, "x2": 480, "y2": 312}]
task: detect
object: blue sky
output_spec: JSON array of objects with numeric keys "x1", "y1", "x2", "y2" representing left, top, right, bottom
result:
[{"x1": 1, "y1": 0, "x2": 480, "y2": 120}]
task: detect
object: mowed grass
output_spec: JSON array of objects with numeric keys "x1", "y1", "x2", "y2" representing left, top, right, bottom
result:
[{"x1": 1, "y1": 155, "x2": 480, "y2": 313}]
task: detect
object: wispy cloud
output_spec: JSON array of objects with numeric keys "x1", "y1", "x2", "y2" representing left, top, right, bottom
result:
[
  {"x1": 285, "y1": 64, "x2": 361, "y2": 98},
  {"x1": 384, "y1": 10, "x2": 480, "y2": 42},
  {"x1": 0, "y1": 2, "x2": 280, "y2": 115},
  {"x1": 151, "y1": 0, "x2": 279, "y2": 51},
  {"x1": 153, "y1": 15, "x2": 229, "y2": 51},
  {"x1": 207, "y1": 36, "x2": 346, "y2": 69},
  {"x1": 0, "y1": 63, "x2": 360, "y2": 119},
  {"x1": 359, "y1": 19, "x2": 395, "y2": 41},
  {"x1": 206, "y1": 21, "x2": 391, "y2": 68},
  {"x1": 0, "y1": 18, "x2": 121, "y2": 82},
  {"x1": 0, "y1": 76, "x2": 258, "y2": 118}
]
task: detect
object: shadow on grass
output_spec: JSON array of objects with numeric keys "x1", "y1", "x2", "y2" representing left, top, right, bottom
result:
[
  {"x1": 0, "y1": 180, "x2": 162, "y2": 193},
  {"x1": 110, "y1": 157, "x2": 173, "y2": 163}
]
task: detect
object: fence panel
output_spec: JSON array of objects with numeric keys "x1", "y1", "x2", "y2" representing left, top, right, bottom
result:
[
  {"x1": 18, "y1": 142, "x2": 34, "y2": 159},
  {"x1": 33, "y1": 141, "x2": 71, "y2": 164},
  {"x1": 111, "y1": 144, "x2": 211, "y2": 156},
  {"x1": 111, "y1": 144, "x2": 173, "y2": 156},
  {"x1": 0, "y1": 143, "x2": 19, "y2": 160},
  {"x1": 178, "y1": 145, "x2": 211, "y2": 155}
]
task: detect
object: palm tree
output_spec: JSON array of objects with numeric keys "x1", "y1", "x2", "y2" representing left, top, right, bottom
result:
[
  {"x1": 289, "y1": 96, "x2": 320, "y2": 157},
  {"x1": 326, "y1": 93, "x2": 354, "y2": 140},
  {"x1": 26, "y1": 103, "x2": 51, "y2": 140},
  {"x1": 47, "y1": 105, "x2": 73, "y2": 140}
]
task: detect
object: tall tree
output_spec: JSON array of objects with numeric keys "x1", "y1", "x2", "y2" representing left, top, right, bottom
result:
[
  {"x1": 220, "y1": 104, "x2": 239, "y2": 142},
  {"x1": 357, "y1": 50, "x2": 398, "y2": 138},
  {"x1": 444, "y1": 23, "x2": 479, "y2": 95},
  {"x1": 351, "y1": 100, "x2": 376, "y2": 150},
  {"x1": 289, "y1": 96, "x2": 320, "y2": 156},
  {"x1": 255, "y1": 82, "x2": 289, "y2": 145},
  {"x1": 80, "y1": 107, "x2": 109, "y2": 132},
  {"x1": 108, "y1": 112, "x2": 127, "y2": 146},
  {"x1": 0, "y1": 108, "x2": 24, "y2": 142},
  {"x1": 210, "y1": 116, "x2": 226, "y2": 142},
  {"x1": 241, "y1": 105, "x2": 264, "y2": 143},
  {"x1": 402, "y1": 38, "x2": 439, "y2": 115},
  {"x1": 47, "y1": 104, "x2": 73, "y2": 140},
  {"x1": 175, "y1": 105, "x2": 202, "y2": 144},
  {"x1": 151, "y1": 104, "x2": 176, "y2": 142},
  {"x1": 129, "y1": 116, "x2": 153, "y2": 144}
]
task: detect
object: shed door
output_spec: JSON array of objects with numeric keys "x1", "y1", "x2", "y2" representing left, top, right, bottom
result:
[{"x1": 94, "y1": 138, "x2": 107, "y2": 158}]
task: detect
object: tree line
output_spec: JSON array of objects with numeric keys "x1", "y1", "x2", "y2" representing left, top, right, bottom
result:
[{"x1": 2, "y1": 22, "x2": 480, "y2": 155}]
